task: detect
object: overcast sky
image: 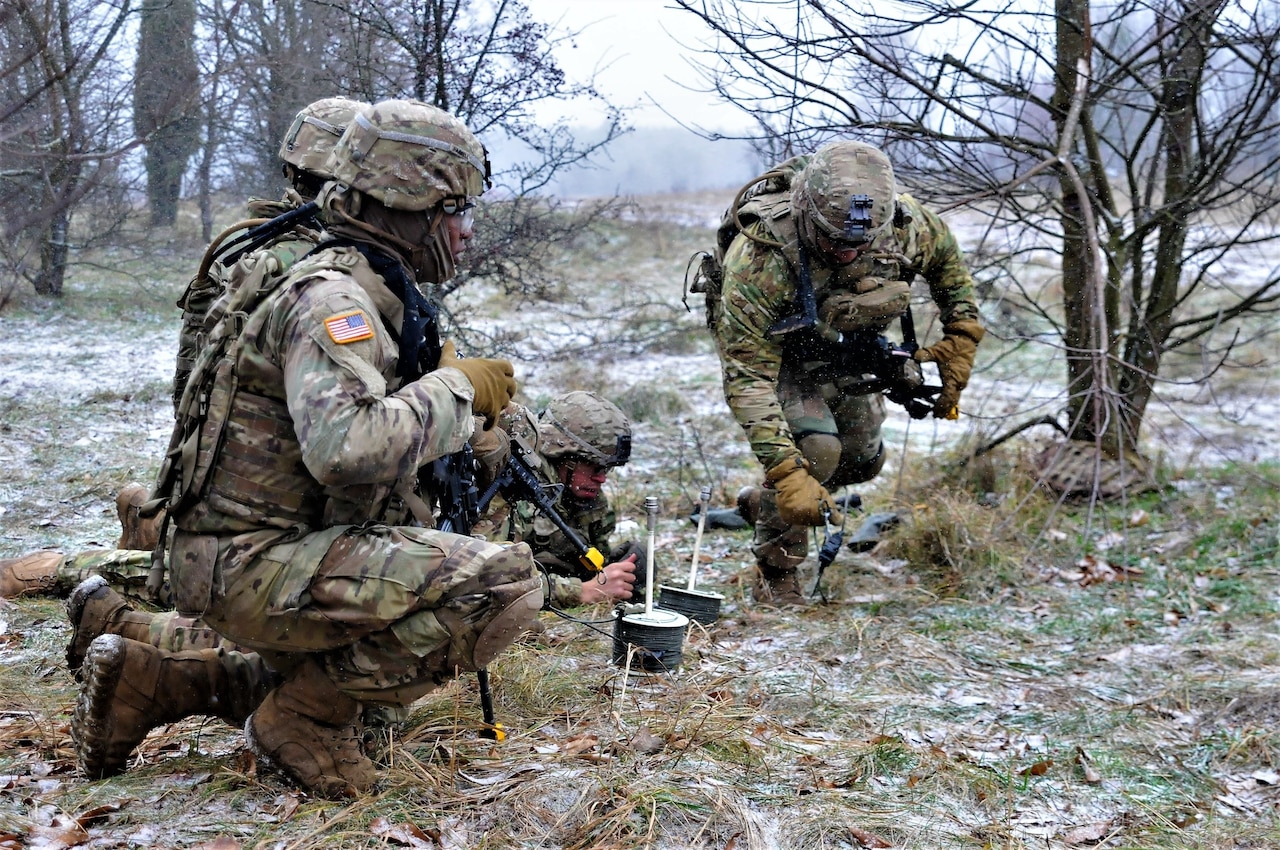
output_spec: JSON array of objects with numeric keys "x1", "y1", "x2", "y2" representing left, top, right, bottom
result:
[{"x1": 522, "y1": 0, "x2": 750, "y2": 131}]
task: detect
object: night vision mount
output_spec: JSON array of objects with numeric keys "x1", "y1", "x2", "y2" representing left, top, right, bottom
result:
[{"x1": 843, "y1": 194, "x2": 874, "y2": 242}]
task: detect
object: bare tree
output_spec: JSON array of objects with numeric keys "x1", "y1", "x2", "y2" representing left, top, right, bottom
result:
[
  {"x1": 673, "y1": 0, "x2": 1280, "y2": 496},
  {"x1": 333, "y1": 0, "x2": 630, "y2": 310},
  {"x1": 0, "y1": 0, "x2": 137, "y2": 299},
  {"x1": 136, "y1": 0, "x2": 201, "y2": 227},
  {"x1": 203, "y1": 0, "x2": 351, "y2": 196}
]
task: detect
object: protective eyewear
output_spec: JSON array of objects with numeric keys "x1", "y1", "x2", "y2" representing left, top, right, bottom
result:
[{"x1": 441, "y1": 197, "x2": 476, "y2": 227}]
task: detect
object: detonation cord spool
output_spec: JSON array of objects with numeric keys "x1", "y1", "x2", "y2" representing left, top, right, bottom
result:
[
  {"x1": 658, "y1": 585, "x2": 722, "y2": 626},
  {"x1": 612, "y1": 607, "x2": 688, "y2": 673},
  {"x1": 611, "y1": 495, "x2": 689, "y2": 674},
  {"x1": 662, "y1": 484, "x2": 723, "y2": 625}
]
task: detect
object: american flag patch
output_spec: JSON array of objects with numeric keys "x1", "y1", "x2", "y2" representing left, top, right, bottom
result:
[{"x1": 324, "y1": 310, "x2": 374, "y2": 344}]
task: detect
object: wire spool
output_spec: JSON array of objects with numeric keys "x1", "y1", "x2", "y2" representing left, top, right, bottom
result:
[
  {"x1": 612, "y1": 608, "x2": 689, "y2": 673},
  {"x1": 658, "y1": 585, "x2": 723, "y2": 626}
]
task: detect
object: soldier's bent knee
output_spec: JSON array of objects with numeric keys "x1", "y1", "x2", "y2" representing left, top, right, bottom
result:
[{"x1": 797, "y1": 432, "x2": 842, "y2": 483}]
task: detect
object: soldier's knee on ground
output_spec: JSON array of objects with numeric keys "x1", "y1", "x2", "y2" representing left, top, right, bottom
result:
[{"x1": 797, "y1": 432, "x2": 842, "y2": 483}]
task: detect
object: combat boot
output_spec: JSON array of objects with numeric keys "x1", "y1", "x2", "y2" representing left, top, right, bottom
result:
[
  {"x1": 72, "y1": 634, "x2": 277, "y2": 778},
  {"x1": 246, "y1": 658, "x2": 376, "y2": 798},
  {"x1": 66, "y1": 576, "x2": 160, "y2": 678},
  {"x1": 751, "y1": 567, "x2": 807, "y2": 608},
  {"x1": 0, "y1": 551, "x2": 62, "y2": 598},
  {"x1": 115, "y1": 484, "x2": 164, "y2": 552}
]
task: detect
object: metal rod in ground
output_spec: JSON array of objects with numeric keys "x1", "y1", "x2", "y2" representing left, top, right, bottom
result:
[
  {"x1": 687, "y1": 485, "x2": 711, "y2": 590},
  {"x1": 477, "y1": 669, "x2": 503, "y2": 741},
  {"x1": 644, "y1": 496, "x2": 659, "y2": 614}
]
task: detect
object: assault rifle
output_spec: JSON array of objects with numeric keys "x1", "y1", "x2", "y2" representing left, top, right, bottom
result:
[
  {"x1": 767, "y1": 245, "x2": 943, "y2": 420},
  {"x1": 433, "y1": 434, "x2": 603, "y2": 570},
  {"x1": 431, "y1": 443, "x2": 481, "y2": 535},
  {"x1": 429, "y1": 429, "x2": 605, "y2": 741},
  {"x1": 480, "y1": 434, "x2": 605, "y2": 573},
  {"x1": 782, "y1": 322, "x2": 940, "y2": 420}
]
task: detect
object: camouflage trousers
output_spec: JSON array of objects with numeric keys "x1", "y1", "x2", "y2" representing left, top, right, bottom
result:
[
  {"x1": 192, "y1": 524, "x2": 537, "y2": 706},
  {"x1": 54, "y1": 549, "x2": 156, "y2": 601},
  {"x1": 753, "y1": 377, "x2": 886, "y2": 578},
  {"x1": 52, "y1": 549, "x2": 217, "y2": 649}
]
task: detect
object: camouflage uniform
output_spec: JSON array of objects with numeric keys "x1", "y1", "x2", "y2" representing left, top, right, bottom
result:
[
  {"x1": 71, "y1": 100, "x2": 531, "y2": 797},
  {"x1": 472, "y1": 394, "x2": 640, "y2": 609},
  {"x1": 712, "y1": 142, "x2": 981, "y2": 589},
  {"x1": 166, "y1": 234, "x2": 533, "y2": 704}
]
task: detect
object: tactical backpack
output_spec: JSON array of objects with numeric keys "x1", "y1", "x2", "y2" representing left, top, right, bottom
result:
[
  {"x1": 141, "y1": 211, "x2": 323, "y2": 599},
  {"x1": 683, "y1": 156, "x2": 810, "y2": 330}
]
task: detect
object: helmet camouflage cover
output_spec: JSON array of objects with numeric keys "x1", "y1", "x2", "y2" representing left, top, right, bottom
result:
[
  {"x1": 538, "y1": 391, "x2": 632, "y2": 468},
  {"x1": 278, "y1": 96, "x2": 365, "y2": 179},
  {"x1": 326, "y1": 98, "x2": 491, "y2": 211},
  {"x1": 792, "y1": 140, "x2": 896, "y2": 247}
]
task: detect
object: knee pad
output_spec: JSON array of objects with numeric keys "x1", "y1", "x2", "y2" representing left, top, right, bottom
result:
[
  {"x1": 833, "y1": 440, "x2": 886, "y2": 486},
  {"x1": 796, "y1": 432, "x2": 842, "y2": 483}
]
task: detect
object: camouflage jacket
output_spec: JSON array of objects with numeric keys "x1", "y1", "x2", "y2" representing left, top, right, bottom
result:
[
  {"x1": 174, "y1": 243, "x2": 475, "y2": 560},
  {"x1": 713, "y1": 193, "x2": 981, "y2": 471},
  {"x1": 469, "y1": 450, "x2": 619, "y2": 609}
]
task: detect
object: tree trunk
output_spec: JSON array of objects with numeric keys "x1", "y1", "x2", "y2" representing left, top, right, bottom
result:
[
  {"x1": 33, "y1": 209, "x2": 70, "y2": 297},
  {"x1": 1117, "y1": 0, "x2": 1227, "y2": 437},
  {"x1": 136, "y1": 0, "x2": 199, "y2": 227},
  {"x1": 1054, "y1": 0, "x2": 1127, "y2": 454}
]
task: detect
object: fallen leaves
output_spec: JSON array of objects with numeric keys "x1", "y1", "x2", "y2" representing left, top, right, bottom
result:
[
  {"x1": 1075, "y1": 555, "x2": 1144, "y2": 586},
  {"x1": 1060, "y1": 820, "x2": 1113, "y2": 845},
  {"x1": 370, "y1": 817, "x2": 441, "y2": 848},
  {"x1": 1018, "y1": 758, "x2": 1053, "y2": 777},
  {"x1": 847, "y1": 825, "x2": 892, "y2": 848},
  {"x1": 20, "y1": 815, "x2": 87, "y2": 850},
  {"x1": 1074, "y1": 746, "x2": 1102, "y2": 784}
]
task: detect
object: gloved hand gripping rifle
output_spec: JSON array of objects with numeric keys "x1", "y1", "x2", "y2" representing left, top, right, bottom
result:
[
  {"x1": 767, "y1": 247, "x2": 943, "y2": 420},
  {"x1": 481, "y1": 434, "x2": 606, "y2": 573}
]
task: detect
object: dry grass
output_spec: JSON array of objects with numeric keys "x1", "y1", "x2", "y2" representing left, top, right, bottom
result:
[{"x1": 2, "y1": 198, "x2": 1279, "y2": 848}]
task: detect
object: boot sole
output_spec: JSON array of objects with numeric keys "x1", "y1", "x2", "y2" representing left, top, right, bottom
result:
[
  {"x1": 71, "y1": 633, "x2": 131, "y2": 779},
  {"x1": 65, "y1": 575, "x2": 110, "y2": 680}
]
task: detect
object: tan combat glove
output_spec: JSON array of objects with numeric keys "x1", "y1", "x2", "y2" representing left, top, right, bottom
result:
[
  {"x1": 439, "y1": 340, "x2": 517, "y2": 426},
  {"x1": 765, "y1": 455, "x2": 843, "y2": 527},
  {"x1": 913, "y1": 319, "x2": 985, "y2": 420}
]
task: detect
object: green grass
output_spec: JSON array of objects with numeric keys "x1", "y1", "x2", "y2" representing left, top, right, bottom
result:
[{"x1": 2, "y1": 203, "x2": 1280, "y2": 848}]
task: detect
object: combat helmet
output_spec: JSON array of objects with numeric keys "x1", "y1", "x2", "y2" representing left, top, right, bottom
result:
[
  {"x1": 792, "y1": 140, "x2": 896, "y2": 251},
  {"x1": 326, "y1": 99, "x2": 491, "y2": 212},
  {"x1": 538, "y1": 392, "x2": 632, "y2": 468},
  {"x1": 278, "y1": 96, "x2": 365, "y2": 180}
]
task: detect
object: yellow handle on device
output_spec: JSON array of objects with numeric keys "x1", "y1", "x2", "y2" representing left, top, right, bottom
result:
[{"x1": 580, "y1": 547, "x2": 605, "y2": 572}]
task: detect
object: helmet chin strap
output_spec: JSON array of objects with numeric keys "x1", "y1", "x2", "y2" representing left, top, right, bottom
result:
[{"x1": 327, "y1": 190, "x2": 454, "y2": 284}]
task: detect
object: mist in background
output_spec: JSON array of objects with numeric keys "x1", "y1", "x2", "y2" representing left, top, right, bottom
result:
[{"x1": 490, "y1": 125, "x2": 761, "y2": 198}]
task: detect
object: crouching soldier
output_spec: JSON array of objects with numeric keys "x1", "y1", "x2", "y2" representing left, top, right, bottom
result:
[
  {"x1": 473, "y1": 392, "x2": 641, "y2": 608},
  {"x1": 69, "y1": 99, "x2": 537, "y2": 800}
]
